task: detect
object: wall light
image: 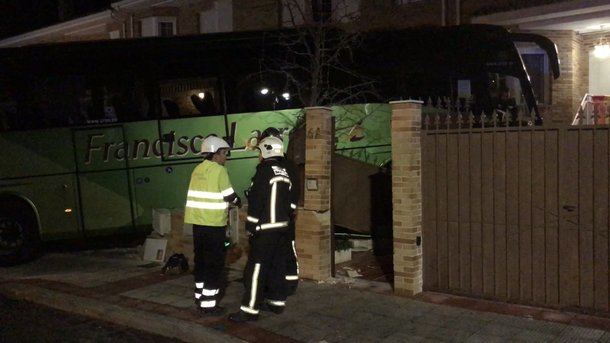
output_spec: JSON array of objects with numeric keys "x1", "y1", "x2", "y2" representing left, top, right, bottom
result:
[
  {"x1": 281, "y1": 92, "x2": 290, "y2": 100},
  {"x1": 260, "y1": 87, "x2": 269, "y2": 95},
  {"x1": 594, "y1": 26, "x2": 610, "y2": 59}
]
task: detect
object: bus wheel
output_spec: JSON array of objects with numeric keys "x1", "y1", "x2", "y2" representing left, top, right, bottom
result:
[{"x1": 0, "y1": 203, "x2": 40, "y2": 266}]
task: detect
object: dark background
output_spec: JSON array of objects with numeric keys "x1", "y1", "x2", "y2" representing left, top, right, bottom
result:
[{"x1": 0, "y1": 0, "x2": 111, "y2": 39}]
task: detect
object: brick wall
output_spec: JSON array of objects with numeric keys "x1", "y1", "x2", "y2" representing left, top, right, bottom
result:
[
  {"x1": 390, "y1": 100, "x2": 423, "y2": 296},
  {"x1": 295, "y1": 106, "x2": 333, "y2": 281},
  {"x1": 233, "y1": 0, "x2": 278, "y2": 31},
  {"x1": 359, "y1": 0, "x2": 570, "y2": 28}
]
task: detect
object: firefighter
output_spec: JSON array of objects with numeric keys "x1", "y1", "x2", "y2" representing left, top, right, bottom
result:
[
  {"x1": 259, "y1": 127, "x2": 300, "y2": 297},
  {"x1": 184, "y1": 134, "x2": 241, "y2": 316},
  {"x1": 228, "y1": 135, "x2": 293, "y2": 322}
]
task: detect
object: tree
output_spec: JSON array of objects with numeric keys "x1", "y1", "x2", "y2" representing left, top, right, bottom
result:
[{"x1": 258, "y1": 0, "x2": 379, "y2": 109}]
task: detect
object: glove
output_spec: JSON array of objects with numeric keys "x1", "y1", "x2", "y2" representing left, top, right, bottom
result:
[{"x1": 232, "y1": 195, "x2": 242, "y2": 208}]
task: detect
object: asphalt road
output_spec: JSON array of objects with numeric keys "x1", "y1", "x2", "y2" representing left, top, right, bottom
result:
[{"x1": 0, "y1": 294, "x2": 182, "y2": 343}]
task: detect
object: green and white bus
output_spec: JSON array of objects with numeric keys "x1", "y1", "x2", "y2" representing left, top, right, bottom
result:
[{"x1": 0, "y1": 25, "x2": 557, "y2": 265}]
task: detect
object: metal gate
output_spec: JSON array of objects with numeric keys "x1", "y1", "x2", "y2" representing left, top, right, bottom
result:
[{"x1": 422, "y1": 113, "x2": 609, "y2": 313}]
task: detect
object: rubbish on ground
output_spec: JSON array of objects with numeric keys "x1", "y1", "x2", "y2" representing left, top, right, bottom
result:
[
  {"x1": 142, "y1": 238, "x2": 168, "y2": 262},
  {"x1": 346, "y1": 269, "x2": 363, "y2": 278}
]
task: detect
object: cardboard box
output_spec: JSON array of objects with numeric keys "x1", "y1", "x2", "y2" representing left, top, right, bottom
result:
[
  {"x1": 143, "y1": 238, "x2": 168, "y2": 262},
  {"x1": 152, "y1": 208, "x2": 171, "y2": 236}
]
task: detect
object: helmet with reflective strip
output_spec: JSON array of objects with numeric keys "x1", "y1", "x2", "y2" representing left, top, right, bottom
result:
[
  {"x1": 258, "y1": 136, "x2": 284, "y2": 159},
  {"x1": 202, "y1": 135, "x2": 230, "y2": 154},
  {"x1": 260, "y1": 127, "x2": 282, "y2": 140}
]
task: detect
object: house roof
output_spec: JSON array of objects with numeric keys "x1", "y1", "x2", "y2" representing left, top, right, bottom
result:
[
  {"x1": 472, "y1": 0, "x2": 610, "y2": 34},
  {"x1": 0, "y1": 0, "x2": 185, "y2": 48}
]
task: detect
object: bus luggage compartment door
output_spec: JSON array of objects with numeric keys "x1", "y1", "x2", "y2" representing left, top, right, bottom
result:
[{"x1": 73, "y1": 126, "x2": 134, "y2": 235}]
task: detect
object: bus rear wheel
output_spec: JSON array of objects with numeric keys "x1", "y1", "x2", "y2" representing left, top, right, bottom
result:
[{"x1": 0, "y1": 202, "x2": 40, "y2": 266}]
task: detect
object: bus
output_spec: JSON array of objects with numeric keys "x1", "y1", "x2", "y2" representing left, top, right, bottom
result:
[{"x1": 0, "y1": 25, "x2": 559, "y2": 265}]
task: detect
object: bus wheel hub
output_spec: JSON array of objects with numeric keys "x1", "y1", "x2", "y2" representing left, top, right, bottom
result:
[{"x1": 0, "y1": 217, "x2": 24, "y2": 254}]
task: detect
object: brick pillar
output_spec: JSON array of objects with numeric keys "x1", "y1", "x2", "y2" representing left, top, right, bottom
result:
[
  {"x1": 390, "y1": 100, "x2": 423, "y2": 296},
  {"x1": 295, "y1": 107, "x2": 332, "y2": 281}
]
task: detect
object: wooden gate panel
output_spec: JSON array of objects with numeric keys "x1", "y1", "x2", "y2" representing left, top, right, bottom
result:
[
  {"x1": 458, "y1": 133, "x2": 471, "y2": 293},
  {"x1": 481, "y1": 133, "x2": 495, "y2": 297},
  {"x1": 493, "y1": 132, "x2": 508, "y2": 299},
  {"x1": 531, "y1": 131, "x2": 547, "y2": 305},
  {"x1": 579, "y1": 130, "x2": 595, "y2": 309},
  {"x1": 544, "y1": 130, "x2": 560, "y2": 306},
  {"x1": 518, "y1": 132, "x2": 533, "y2": 302},
  {"x1": 436, "y1": 134, "x2": 449, "y2": 290},
  {"x1": 559, "y1": 130, "x2": 580, "y2": 307},
  {"x1": 469, "y1": 133, "x2": 483, "y2": 296},
  {"x1": 422, "y1": 134, "x2": 438, "y2": 290},
  {"x1": 593, "y1": 130, "x2": 609, "y2": 311},
  {"x1": 421, "y1": 123, "x2": 609, "y2": 313},
  {"x1": 447, "y1": 134, "x2": 460, "y2": 290},
  {"x1": 506, "y1": 131, "x2": 521, "y2": 301}
]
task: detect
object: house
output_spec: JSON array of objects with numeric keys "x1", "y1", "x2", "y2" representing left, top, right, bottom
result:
[{"x1": 1, "y1": 0, "x2": 608, "y2": 123}]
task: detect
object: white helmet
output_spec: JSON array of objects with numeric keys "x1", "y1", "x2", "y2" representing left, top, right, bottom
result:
[
  {"x1": 202, "y1": 135, "x2": 230, "y2": 154},
  {"x1": 258, "y1": 136, "x2": 284, "y2": 159}
]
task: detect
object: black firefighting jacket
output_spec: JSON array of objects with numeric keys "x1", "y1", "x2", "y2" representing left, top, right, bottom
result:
[{"x1": 245, "y1": 158, "x2": 296, "y2": 233}]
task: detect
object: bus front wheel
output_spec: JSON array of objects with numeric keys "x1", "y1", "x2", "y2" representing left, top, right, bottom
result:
[{"x1": 0, "y1": 201, "x2": 40, "y2": 266}]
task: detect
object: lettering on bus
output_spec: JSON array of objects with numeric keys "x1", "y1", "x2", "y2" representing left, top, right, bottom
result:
[{"x1": 85, "y1": 133, "x2": 207, "y2": 164}]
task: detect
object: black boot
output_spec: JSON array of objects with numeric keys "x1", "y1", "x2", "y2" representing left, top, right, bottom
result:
[
  {"x1": 228, "y1": 310, "x2": 259, "y2": 322},
  {"x1": 260, "y1": 302, "x2": 285, "y2": 314}
]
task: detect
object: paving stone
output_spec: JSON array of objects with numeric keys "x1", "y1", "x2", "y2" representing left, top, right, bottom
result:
[
  {"x1": 499, "y1": 316, "x2": 567, "y2": 336},
  {"x1": 554, "y1": 337, "x2": 599, "y2": 343},
  {"x1": 274, "y1": 322, "x2": 328, "y2": 342},
  {"x1": 477, "y1": 323, "x2": 523, "y2": 338},
  {"x1": 511, "y1": 329, "x2": 557, "y2": 342},
  {"x1": 382, "y1": 332, "x2": 427, "y2": 342},
  {"x1": 442, "y1": 318, "x2": 488, "y2": 333},
  {"x1": 5, "y1": 249, "x2": 608, "y2": 343},
  {"x1": 558, "y1": 326, "x2": 607, "y2": 340},
  {"x1": 465, "y1": 333, "x2": 506, "y2": 343}
]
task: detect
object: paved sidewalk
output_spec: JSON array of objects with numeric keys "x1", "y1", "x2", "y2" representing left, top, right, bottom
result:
[{"x1": 0, "y1": 249, "x2": 608, "y2": 342}]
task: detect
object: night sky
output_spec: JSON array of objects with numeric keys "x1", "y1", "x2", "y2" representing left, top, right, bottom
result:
[{"x1": 0, "y1": 0, "x2": 111, "y2": 39}]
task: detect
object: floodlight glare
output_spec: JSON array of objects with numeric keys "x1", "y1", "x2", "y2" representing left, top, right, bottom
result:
[
  {"x1": 197, "y1": 92, "x2": 205, "y2": 99},
  {"x1": 260, "y1": 88, "x2": 270, "y2": 95},
  {"x1": 282, "y1": 92, "x2": 290, "y2": 100}
]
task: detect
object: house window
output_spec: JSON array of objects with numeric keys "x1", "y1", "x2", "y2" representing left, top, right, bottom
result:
[
  {"x1": 158, "y1": 21, "x2": 175, "y2": 37},
  {"x1": 141, "y1": 17, "x2": 176, "y2": 37}
]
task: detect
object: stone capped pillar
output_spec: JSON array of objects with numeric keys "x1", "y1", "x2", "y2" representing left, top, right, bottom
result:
[
  {"x1": 295, "y1": 107, "x2": 332, "y2": 281},
  {"x1": 390, "y1": 100, "x2": 423, "y2": 296}
]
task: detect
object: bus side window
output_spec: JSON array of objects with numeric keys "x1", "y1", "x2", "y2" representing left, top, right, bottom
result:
[{"x1": 159, "y1": 77, "x2": 219, "y2": 118}]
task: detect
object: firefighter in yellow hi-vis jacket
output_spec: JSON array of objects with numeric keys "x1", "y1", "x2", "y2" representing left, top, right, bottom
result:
[{"x1": 184, "y1": 135, "x2": 241, "y2": 316}]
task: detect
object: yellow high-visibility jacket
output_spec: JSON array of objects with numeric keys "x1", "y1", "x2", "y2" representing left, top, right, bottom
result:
[{"x1": 184, "y1": 160, "x2": 236, "y2": 227}]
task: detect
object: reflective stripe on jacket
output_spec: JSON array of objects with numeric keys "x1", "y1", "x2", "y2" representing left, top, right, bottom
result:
[
  {"x1": 184, "y1": 160, "x2": 236, "y2": 226},
  {"x1": 246, "y1": 158, "x2": 292, "y2": 232}
]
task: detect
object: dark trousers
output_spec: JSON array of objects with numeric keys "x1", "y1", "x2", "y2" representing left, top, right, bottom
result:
[
  {"x1": 240, "y1": 231, "x2": 288, "y2": 315},
  {"x1": 193, "y1": 225, "x2": 226, "y2": 309},
  {"x1": 284, "y1": 222, "x2": 299, "y2": 296}
]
